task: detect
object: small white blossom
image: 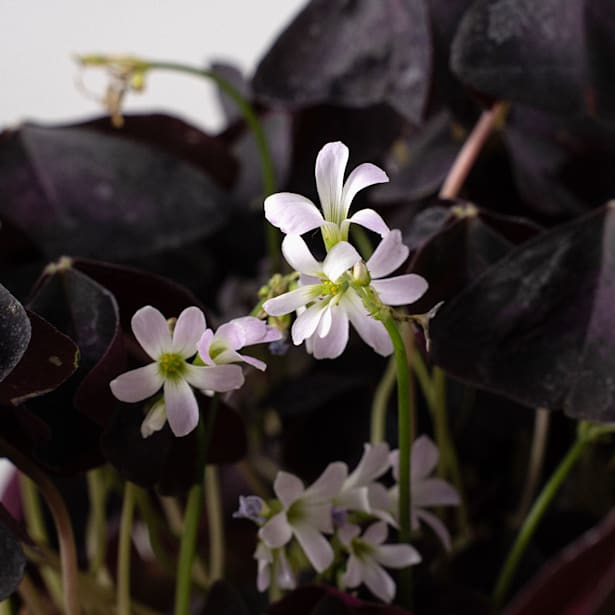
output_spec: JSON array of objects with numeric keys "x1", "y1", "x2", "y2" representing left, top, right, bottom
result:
[
  {"x1": 198, "y1": 316, "x2": 281, "y2": 371},
  {"x1": 263, "y1": 232, "x2": 428, "y2": 359},
  {"x1": 264, "y1": 141, "x2": 390, "y2": 249},
  {"x1": 254, "y1": 542, "x2": 296, "y2": 593},
  {"x1": 109, "y1": 306, "x2": 244, "y2": 438},
  {"x1": 339, "y1": 522, "x2": 421, "y2": 604}
]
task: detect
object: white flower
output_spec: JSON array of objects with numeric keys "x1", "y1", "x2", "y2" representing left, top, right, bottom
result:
[
  {"x1": 258, "y1": 463, "x2": 346, "y2": 573},
  {"x1": 390, "y1": 435, "x2": 461, "y2": 550},
  {"x1": 197, "y1": 315, "x2": 281, "y2": 371},
  {"x1": 339, "y1": 522, "x2": 421, "y2": 604},
  {"x1": 262, "y1": 231, "x2": 428, "y2": 359},
  {"x1": 109, "y1": 306, "x2": 244, "y2": 438},
  {"x1": 254, "y1": 542, "x2": 296, "y2": 593},
  {"x1": 264, "y1": 141, "x2": 390, "y2": 249}
]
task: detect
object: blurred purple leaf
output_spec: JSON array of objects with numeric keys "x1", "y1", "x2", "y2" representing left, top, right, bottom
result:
[
  {"x1": 253, "y1": 0, "x2": 432, "y2": 125},
  {"x1": 0, "y1": 517, "x2": 25, "y2": 601},
  {"x1": 0, "y1": 282, "x2": 30, "y2": 383}
]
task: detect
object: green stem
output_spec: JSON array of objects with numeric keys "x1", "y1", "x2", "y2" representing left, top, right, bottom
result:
[
  {"x1": 382, "y1": 316, "x2": 413, "y2": 608},
  {"x1": 492, "y1": 435, "x2": 588, "y2": 611},
  {"x1": 0, "y1": 600, "x2": 12, "y2": 615},
  {"x1": 86, "y1": 469, "x2": 109, "y2": 581},
  {"x1": 117, "y1": 482, "x2": 137, "y2": 615},
  {"x1": 174, "y1": 397, "x2": 221, "y2": 615},
  {"x1": 135, "y1": 60, "x2": 279, "y2": 268},
  {"x1": 370, "y1": 357, "x2": 397, "y2": 443},
  {"x1": 205, "y1": 466, "x2": 224, "y2": 581}
]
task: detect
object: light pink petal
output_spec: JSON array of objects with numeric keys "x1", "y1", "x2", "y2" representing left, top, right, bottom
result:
[
  {"x1": 304, "y1": 461, "x2": 347, "y2": 501},
  {"x1": 390, "y1": 450, "x2": 400, "y2": 482},
  {"x1": 371, "y1": 274, "x2": 428, "y2": 306},
  {"x1": 164, "y1": 378, "x2": 199, "y2": 437},
  {"x1": 336, "y1": 486, "x2": 371, "y2": 514},
  {"x1": 213, "y1": 321, "x2": 246, "y2": 350},
  {"x1": 196, "y1": 329, "x2": 216, "y2": 365},
  {"x1": 293, "y1": 522, "x2": 334, "y2": 573},
  {"x1": 341, "y1": 555, "x2": 363, "y2": 589},
  {"x1": 341, "y1": 163, "x2": 389, "y2": 214},
  {"x1": 259, "y1": 512, "x2": 293, "y2": 549},
  {"x1": 368, "y1": 483, "x2": 397, "y2": 526},
  {"x1": 413, "y1": 478, "x2": 460, "y2": 509},
  {"x1": 345, "y1": 442, "x2": 391, "y2": 489},
  {"x1": 415, "y1": 509, "x2": 453, "y2": 551},
  {"x1": 231, "y1": 350, "x2": 268, "y2": 371},
  {"x1": 315, "y1": 142, "x2": 349, "y2": 223},
  {"x1": 310, "y1": 306, "x2": 349, "y2": 359},
  {"x1": 302, "y1": 501, "x2": 334, "y2": 533},
  {"x1": 263, "y1": 285, "x2": 321, "y2": 317},
  {"x1": 171, "y1": 307, "x2": 206, "y2": 358},
  {"x1": 264, "y1": 192, "x2": 325, "y2": 235},
  {"x1": 276, "y1": 549, "x2": 296, "y2": 590},
  {"x1": 347, "y1": 208, "x2": 390, "y2": 237},
  {"x1": 411, "y1": 435, "x2": 439, "y2": 480},
  {"x1": 374, "y1": 543, "x2": 422, "y2": 569},
  {"x1": 341, "y1": 291, "x2": 393, "y2": 356},
  {"x1": 229, "y1": 316, "x2": 281, "y2": 346},
  {"x1": 366, "y1": 230, "x2": 409, "y2": 279},
  {"x1": 361, "y1": 558, "x2": 396, "y2": 604},
  {"x1": 140, "y1": 400, "x2": 167, "y2": 438},
  {"x1": 292, "y1": 301, "x2": 328, "y2": 345},
  {"x1": 363, "y1": 521, "x2": 388, "y2": 546},
  {"x1": 337, "y1": 523, "x2": 361, "y2": 548},
  {"x1": 322, "y1": 241, "x2": 361, "y2": 282},
  {"x1": 131, "y1": 305, "x2": 172, "y2": 359},
  {"x1": 184, "y1": 364, "x2": 244, "y2": 393},
  {"x1": 274, "y1": 472, "x2": 305, "y2": 509},
  {"x1": 256, "y1": 557, "x2": 271, "y2": 593},
  {"x1": 317, "y1": 304, "x2": 333, "y2": 337},
  {"x1": 110, "y1": 363, "x2": 163, "y2": 402},
  {"x1": 282, "y1": 234, "x2": 322, "y2": 276}
]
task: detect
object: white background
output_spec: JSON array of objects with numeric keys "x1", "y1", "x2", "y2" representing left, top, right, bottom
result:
[{"x1": 0, "y1": 0, "x2": 305, "y2": 498}]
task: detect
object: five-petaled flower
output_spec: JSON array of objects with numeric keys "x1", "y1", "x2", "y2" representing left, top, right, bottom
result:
[
  {"x1": 265, "y1": 141, "x2": 390, "y2": 250},
  {"x1": 262, "y1": 231, "x2": 428, "y2": 359},
  {"x1": 109, "y1": 305, "x2": 244, "y2": 438},
  {"x1": 339, "y1": 522, "x2": 421, "y2": 604}
]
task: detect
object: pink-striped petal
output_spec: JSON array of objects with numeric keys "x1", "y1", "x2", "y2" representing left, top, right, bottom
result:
[
  {"x1": 172, "y1": 306, "x2": 206, "y2": 358},
  {"x1": 164, "y1": 378, "x2": 199, "y2": 437},
  {"x1": 110, "y1": 363, "x2": 163, "y2": 402},
  {"x1": 341, "y1": 163, "x2": 389, "y2": 213},
  {"x1": 366, "y1": 229, "x2": 409, "y2": 278},
  {"x1": 322, "y1": 241, "x2": 361, "y2": 282},
  {"x1": 131, "y1": 306, "x2": 172, "y2": 359},
  {"x1": 264, "y1": 192, "x2": 324, "y2": 235},
  {"x1": 371, "y1": 274, "x2": 428, "y2": 306},
  {"x1": 315, "y1": 142, "x2": 349, "y2": 223},
  {"x1": 183, "y1": 364, "x2": 244, "y2": 392}
]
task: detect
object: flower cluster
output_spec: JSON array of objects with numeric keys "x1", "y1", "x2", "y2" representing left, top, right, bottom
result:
[
  {"x1": 235, "y1": 437, "x2": 459, "y2": 603},
  {"x1": 110, "y1": 306, "x2": 280, "y2": 437},
  {"x1": 263, "y1": 141, "x2": 428, "y2": 359}
]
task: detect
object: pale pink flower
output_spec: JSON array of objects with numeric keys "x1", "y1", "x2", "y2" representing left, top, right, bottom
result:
[
  {"x1": 254, "y1": 542, "x2": 296, "y2": 593},
  {"x1": 264, "y1": 141, "x2": 390, "y2": 249},
  {"x1": 109, "y1": 306, "x2": 244, "y2": 438}
]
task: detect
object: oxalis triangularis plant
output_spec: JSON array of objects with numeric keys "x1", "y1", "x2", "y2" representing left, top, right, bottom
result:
[{"x1": 3, "y1": 3, "x2": 615, "y2": 615}]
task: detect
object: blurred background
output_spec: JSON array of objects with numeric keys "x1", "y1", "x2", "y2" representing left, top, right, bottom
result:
[{"x1": 0, "y1": 0, "x2": 305, "y2": 132}]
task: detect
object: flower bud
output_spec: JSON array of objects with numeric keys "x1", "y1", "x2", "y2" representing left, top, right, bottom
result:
[{"x1": 352, "y1": 261, "x2": 371, "y2": 286}]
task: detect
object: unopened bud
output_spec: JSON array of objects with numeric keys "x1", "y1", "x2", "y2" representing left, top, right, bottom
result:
[{"x1": 352, "y1": 261, "x2": 371, "y2": 286}]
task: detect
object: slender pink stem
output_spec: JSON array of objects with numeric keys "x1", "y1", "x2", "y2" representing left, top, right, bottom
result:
[
  {"x1": 439, "y1": 102, "x2": 506, "y2": 200},
  {"x1": 0, "y1": 439, "x2": 81, "y2": 615}
]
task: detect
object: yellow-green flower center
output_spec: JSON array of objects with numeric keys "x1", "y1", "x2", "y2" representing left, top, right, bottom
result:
[{"x1": 157, "y1": 352, "x2": 186, "y2": 381}]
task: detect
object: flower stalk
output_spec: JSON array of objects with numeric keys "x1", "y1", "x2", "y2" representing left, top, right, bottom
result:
[{"x1": 117, "y1": 481, "x2": 137, "y2": 615}]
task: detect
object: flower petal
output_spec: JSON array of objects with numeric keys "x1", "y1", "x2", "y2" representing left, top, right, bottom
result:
[
  {"x1": 196, "y1": 329, "x2": 216, "y2": 365},
  {"x1": 315, "y1": 142, "x2": 348, "y2": 223},
  {"x1": 172, "y1": 306, "x2": 206, "y2": 358},
  {"x1": 337, "y1": 523, "x2": 361, "y2": 548},
  {"x1": 361, "y1": 557, "x2": 397, "y2": 604},
  {"x1": 341, "y1": 163, "x2": 389, "y2": 214},
  {"x1": 276, "y1": 549, "x2": 296, "y2": 590},
  {"x1": 413, "y1": 478, "x2": 460, "y2": 509},
  {"x1": 347, "y1": 208, "x2": 390, "y2": 237},
  {"x1": 366, "y1": 229, "x2": 409, "y2": 279},
  {"x1": 363, "y1": 521, "x2": 388, "y2": 546},
  {"x1": 263, "y1": 285, "x2": 321, "y2": 317},
  {"x1": 374, "y1": 543, "x2": 422, "y2": 569},
  {"x1": 140, "y1": 399, "x2": 167, "y2": 438},
  {"x1": 390, "y1": 450, "x2": 400, "y2": 482},
  {"x1": 322, "y1": 241, "x2": 361, "y2": 282},
  {"x1": 264, "y1": 192, "x2": 325, "y2": 235},
  {"x1": 304, "y1": 461, "x2": 348, "y2": 501},
  {"x1": 341, "y1": 555, "x2": 363, "y2": 589},
  {"x1": 415, "y1": 509, "x2": 453, "y2": 551},
  {"x1": 215, "y1": 349, "x2": 268, "y2": 371},
  {"x1": 131, "y1": 306, "x2": 172, "y2": 359},
  {"x1": 259, "y1": 512, "x2": 293, "y2": 549},
  {"x1": 292, "y1": 301, "x2": 327, "y2": 345},
  {"x1": 164, "y1": 378, "x2": 199, "y2": 437},
  {"x1": 110, "y1": 363, "x2": 163, "y2": 402},
  {"x1": 227, "y1": 316, "x2": 281, "y2": 346},
  {"x1": 371, "y1": 274, "x2": 428, "y2": 306},
  {"x1": 274, "y1": 472, "x2": 305, "y2": 509},
  {"x1": 310, "y1": 305, "x2": 349, "y2": 359},
  {"x1": 282, "y1": 234, "x2": 323, "y2": 277},
  {"x1": 411, "y1": 435, "x2": 439, "y2": 480},
  {"x1": 183, "y1": 364, "x2": 244, "y2": 392},
  {"x1": 213, "y1": 321, "x2": 246, "y2": 351},
  {"x1": 293, "y1": 522, "x2": 334, "y2": 573},
  {"x1": 341, "y1": 291, "x2": 393, "y2": 356},
  {"x1": 344, "y1": 442, "x2": 391, "y2": 489}
]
